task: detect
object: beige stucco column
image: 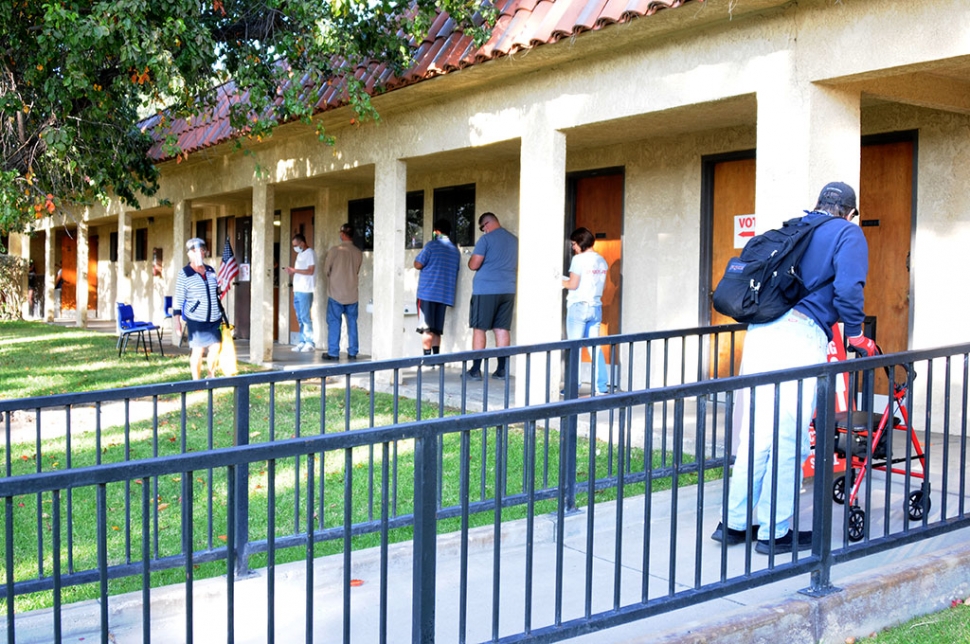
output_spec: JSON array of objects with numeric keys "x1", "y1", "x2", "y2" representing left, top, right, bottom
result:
[
  {"x1": 372, "y1": 158, "x2": 407, "y2": 361},
  {"x1": 75, "y1": 214, "x2": 89, "y2": 327},
  {"x1": 313, "y1": 188, "x2": 329, "y2": 347},
  {"x1": 278, "y1": 205, "x2": 292, "y2": 344},
  {"x1": 756, "y1": 82, "x2": 861, "y2": 228},
  {"x1": 517, "y1": 124, "x2": 567, "y2": 400},
  {"x1": 8, "y1": 232, "x2": 29, "y2": 318},
  {"x1": 251, "y1": 183, "x2": 275, "y2": 363},
  {"x1": 117, "y1": 209, "x2": 133, "y2": 310},
  {"x1": 169, "y1": 200, "x2": 192, "y2": 344},
  {"x1": 172, "y1": 200, "x2": 192, "y2": 274}
]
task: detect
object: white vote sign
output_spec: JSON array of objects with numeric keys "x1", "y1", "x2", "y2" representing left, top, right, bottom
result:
[{"x1": 734, "y1": 214, "x2": 756, "y2": 249}]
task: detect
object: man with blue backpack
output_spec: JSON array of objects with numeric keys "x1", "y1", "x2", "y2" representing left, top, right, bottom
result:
[{"x1": 711, "y1": 181, "x2": 876, "y2": 554}]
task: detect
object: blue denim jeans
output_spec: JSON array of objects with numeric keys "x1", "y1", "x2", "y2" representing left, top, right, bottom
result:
[
  {"x1": 725, "y1": 308, "x2": 828, "y2": 540},
  {"x1": 565, "y1": 302, "x2": 608, "y2": 393},
  {"x1": 326, "y1": 298, "x2": 359, "y2": 357},
  {"x1": 293, "y1": 292, "x2": 314, "y2": 346}
]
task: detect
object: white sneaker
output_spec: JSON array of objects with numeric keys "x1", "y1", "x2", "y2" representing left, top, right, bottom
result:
[
  {"x1": 291, "y1": 342, "x2": 305, "y2": 352},
  {"x1": 299, "y1": 343, "x2": 315, "y2": 353}
]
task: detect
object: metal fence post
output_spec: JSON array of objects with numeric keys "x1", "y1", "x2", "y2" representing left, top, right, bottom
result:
[
  {"x1": 804, "y1": 372, "x2": 840, "y2": 596},
  {"x1": 412, "y1": 431, "x2": 438, "y2": 643},
  {"x1": 234, "y1": 383, "x2": 251, "y2": 576},
  {"x1": 563, "y1": 346, "x2": 580, "y2": 511}
]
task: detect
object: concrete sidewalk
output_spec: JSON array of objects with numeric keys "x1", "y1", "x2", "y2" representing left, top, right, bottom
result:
[{"x1": 7, "y1": 476, "x2": 970, "y2": 643}]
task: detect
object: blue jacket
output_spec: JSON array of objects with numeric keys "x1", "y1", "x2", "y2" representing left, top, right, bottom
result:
[{"x1": 794, "y1": 211, "x2": 869, "y2": 340}]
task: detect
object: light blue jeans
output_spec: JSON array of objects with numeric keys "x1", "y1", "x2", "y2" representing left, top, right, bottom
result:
[
  {"x1": 726, "y1": 309, "x2": 828, "y2": 540},
  {"x1": 293, "y1": 292, "x2": 314, "y2": 346},
  {"x1": 326, "y1": 298, "x2": 359, "y2": 357},
  {"x1": 565, "y1": 302, "x2": 609, "y2": 393}
]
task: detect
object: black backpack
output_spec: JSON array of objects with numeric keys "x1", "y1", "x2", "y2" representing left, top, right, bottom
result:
[{"x1": 712, "y1": 215, "x2": 836, "y2": 324}]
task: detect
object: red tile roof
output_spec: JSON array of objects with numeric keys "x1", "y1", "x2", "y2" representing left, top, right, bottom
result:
[{"x1": 146, "y1": 0, "x2": 701, "y2": 161}]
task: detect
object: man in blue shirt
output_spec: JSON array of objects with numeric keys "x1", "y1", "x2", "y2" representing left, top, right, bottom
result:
[
  {"x1": 712, "y1": 181, "x2": 874, "y2": 555},
  {"x1": 414, "y1": 219, "x2": 460, "y2": 357},
  {"x1": 466, "y1": 212, "x2": 518, "y2": 380}
]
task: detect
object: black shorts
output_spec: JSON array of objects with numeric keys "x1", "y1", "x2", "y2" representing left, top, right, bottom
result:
[
  {"x1": 469, "y1": 293, "x2": 514, "y2": 331},
  {"x1": 418, "y1": 300, "x2": 448, "y2": 336}
]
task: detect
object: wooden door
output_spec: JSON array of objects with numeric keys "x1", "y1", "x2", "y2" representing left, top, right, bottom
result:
[
  {"x1": 59, "y1": 233, "x2": 77, "y2": 311},
  {"x1": 88, "y1": 236, "x2": 98, "y2": 312},
  {"x1": 288, "y1": 208, "x2": 315, "y2": 339},
  {"x1": 233, "y1": 217, "x2": 252, "y2": 339},
  {"x1": 573, "y1": 172, "x2": 623, "y2": 363},
  {"x1": 709, "y1": 157, "x2": 756, "y2": 376},
  {"x1": 860, "y1": 138, "x2": 913, "y2": 356}
]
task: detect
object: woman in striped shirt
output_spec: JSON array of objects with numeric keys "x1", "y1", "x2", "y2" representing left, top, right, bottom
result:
[{"x1": 174, "y1": 238, "x2": 222, "y2": 380}]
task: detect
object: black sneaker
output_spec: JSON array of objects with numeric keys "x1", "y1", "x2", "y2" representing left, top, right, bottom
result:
[
  {"x1": 465, "y1": 369, "x2": 483, "y2": 381},
  {"x1": 322, "y1": 353, "x2": 339, "y2": 361},
  {"x1": 755, "y1": 530, "x2": 813, "y2": 555},
  {"x1": 710, "y1": 521, "x2": 759, "y2": 545},
  {"x1": 491, "y1": 369, "x2": 506, "y2": 379}
]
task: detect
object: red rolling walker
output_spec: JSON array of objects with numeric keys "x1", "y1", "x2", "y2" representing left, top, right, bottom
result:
[{"x1": 830, "y1": 346, "x2": 930, "y2": 542}]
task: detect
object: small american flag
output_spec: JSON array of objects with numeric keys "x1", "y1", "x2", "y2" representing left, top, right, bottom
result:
[{"x1": 217, "y1": 237, "x2": 239, "y2": 298}]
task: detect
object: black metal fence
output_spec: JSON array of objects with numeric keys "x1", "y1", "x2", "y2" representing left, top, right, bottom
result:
[{"x1": 2, "y1": 325, "x2": 969, "y2": 643}]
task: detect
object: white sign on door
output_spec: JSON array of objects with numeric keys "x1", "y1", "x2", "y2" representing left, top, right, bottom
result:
[{"x1": 734, "y1": 214, "x2": 756, "y2": 249}]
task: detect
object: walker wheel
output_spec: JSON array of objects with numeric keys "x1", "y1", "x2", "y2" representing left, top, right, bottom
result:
[
  {"x1": 833, "y1": 470, "x2": 855, "y2": 505},
  {"x1": 847, "y1": 507, "x2": 866, "y2": 542},
  {"x1": 907, "y1": 490, "x2": 930, "y2": 522},
  {"x1": 833, "y1": 476, "x2": 846, "y2": 505}
]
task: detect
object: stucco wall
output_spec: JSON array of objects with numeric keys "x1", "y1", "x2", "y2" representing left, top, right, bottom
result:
[{"x1": 35, "y1": 0, "x2": 970, "y2": 372}]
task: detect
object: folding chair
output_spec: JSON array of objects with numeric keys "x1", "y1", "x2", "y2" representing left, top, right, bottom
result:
[{"x1": 117, "y1": 303, "x2": 164, "y2": 359}]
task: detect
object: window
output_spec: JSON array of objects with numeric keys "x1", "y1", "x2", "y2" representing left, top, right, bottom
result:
[
  {"x1": 109, "y1": 232, "x2": 118, "y2": 262},
  {"x1": 195, "y1": 220, "x2": 212, "y2": 253},
  {"x1": 406, "y1": 191, "x2": 424, "y2": 249},
  {"x1": 433, "y1": 184, "x2": 476, "y2": 247},
  {"x1": 134, "y1": 228, "x2": 148, "y2": 262},
  {"x1": 348, "y1": 197, "x2": 374, "y2": 251}
]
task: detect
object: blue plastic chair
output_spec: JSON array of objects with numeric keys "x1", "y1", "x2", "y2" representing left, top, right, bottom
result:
[
  {"x1": 163, "y1": 296, "x2": 186, "y2": 347},
  {"x1": 117, "y1": 303, "x2": 164, "y2": 359}
]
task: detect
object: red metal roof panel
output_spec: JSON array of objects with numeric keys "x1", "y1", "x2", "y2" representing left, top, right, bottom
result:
[{"x1": 147, "y1": 0, "x2": 704, "y2": 161}]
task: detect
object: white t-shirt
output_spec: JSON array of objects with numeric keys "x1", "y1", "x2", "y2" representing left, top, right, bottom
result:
[
  {"x1": 293, "y1": 247, "x2": 316, "y2": 293},
  {"x1": 566, "y1": 250, "x2": 608, "y2": 306}
]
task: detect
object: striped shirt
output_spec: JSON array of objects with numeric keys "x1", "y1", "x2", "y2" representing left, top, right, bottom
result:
[{"x1": 174, "y1": 264, "x2": 221, "y2": 323}]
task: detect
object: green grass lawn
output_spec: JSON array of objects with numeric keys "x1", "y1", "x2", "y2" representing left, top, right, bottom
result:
[
  {"x1": 0, "y1": 319, "x2": 261, "y2": 399},
  {"x1": 861, "y1": 602, "x2": 970, "y2": 643},
  {"x1": 1, "y1": 320, "x2": 720, "y2": 614}
]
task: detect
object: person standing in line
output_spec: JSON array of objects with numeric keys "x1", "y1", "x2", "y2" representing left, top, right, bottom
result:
[
  {"x1": 562, "y1": 227, "x2": 610, "y2": 395},
  {"x1": 466, "y1": 212, "x2": 518, "y2": 380},
  {"x1": 711, "y1": 181, "x2": 873, "y2": 555},
  {"x1": 414, "y1": 219, "x2": 461, "y2": 357},
  {"x1": 173, "y1": 238, "x2": 223, "y2": 380},
  {"x1": 27, "y1": 261, "x2": 37, "y2": 318},
  {"x1": 323, "y1": 223, "x2": 363, "y2": 360},
  {"x1": 284, "y1": 233, "x2": 317, "y2": 352}
]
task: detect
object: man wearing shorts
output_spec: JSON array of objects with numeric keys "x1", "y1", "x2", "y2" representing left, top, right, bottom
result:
[
  {"x1": 466, "y1": 212, "x2": 518, "y2": 380},
  {"x1": 414, "y1": 219, "x2": 461, "y2": 357}
]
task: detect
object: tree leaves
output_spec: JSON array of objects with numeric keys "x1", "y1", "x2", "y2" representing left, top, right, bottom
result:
[{"x1": 0, "y1": 1, "x2": 495, "y2": 233}]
